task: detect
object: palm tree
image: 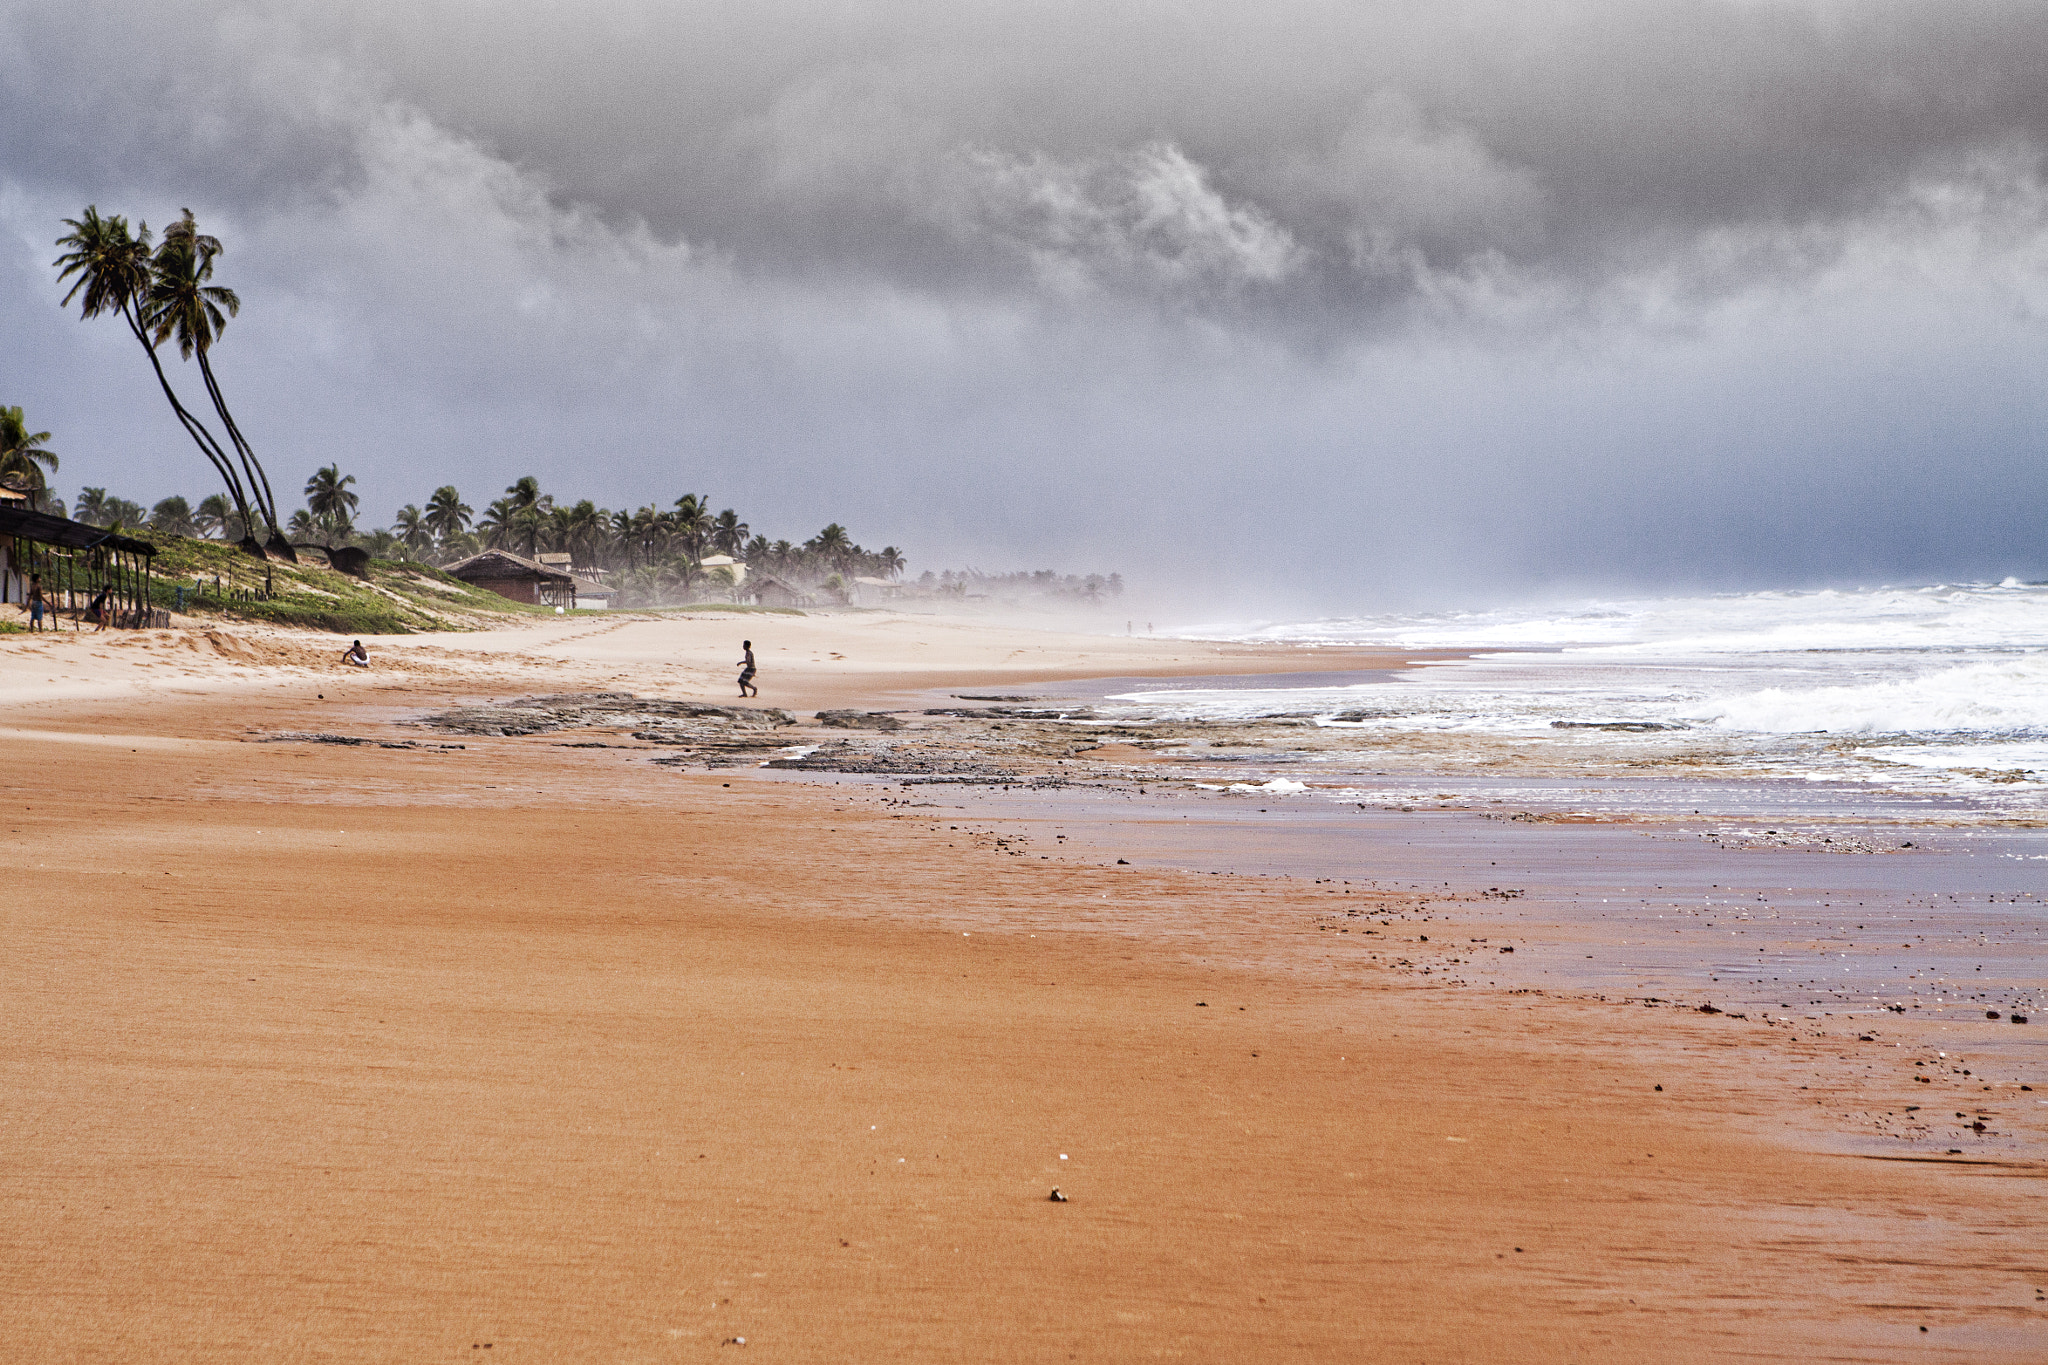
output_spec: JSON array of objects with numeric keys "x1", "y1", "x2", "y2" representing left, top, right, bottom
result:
[
  {"x1": 54, "y1": 208, "x2": 261, "y2": 556},
  {"x1": 145, "y1": 210, "x2": 290, "y2": 559},
  {"x1": 876, "y1": 546, "x2": 906, "y2": 578},
  {"x1": 812, "y1": 522, "x2": 853, "y2": 573},
  {"x1": 607, "y1": 507, "x2": 638, "y2": 568},
  {"x1": 711, "y1": 508, "x2": 750, "y2": 557},
  {"x1": 559, "y1": 499, "x2": 606, "y2": 567},
  {"x1": 500, "y1": 476, "x2": 550, "y2": 557},
  {"x1": 672, "y1": 493, "x2": 712, "y2": 561},
  {"x1": 423, "y1": 485, "x2": 472, "y2": 544},
  {"x1": 101, "y1": 496, "x2": 146, "y2": 531},
  {"x1": 0, "y1": 406, "x2": 57, "y2": 509},
  {"x1": 303, "y1": 465, "x2": 358, "y2": 547},
  {"x1": 150, "y1": 496, "x2": 198, "y2": 537},
  {"x1": 72, "y1": 487, "x2": 112, "y2": 527},
  {"x1": 195, "y1": 492, "x2": 243, "y2": 540},
  {"x1": 305, "y1": 464, "x2": 358, "y2": 523},
  {"x1": 393, "y1": 504, "x2": 434, "y2": 556}
]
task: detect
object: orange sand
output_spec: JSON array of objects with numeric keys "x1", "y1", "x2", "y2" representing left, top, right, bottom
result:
[{"x1": 2, "y1": 612, "x2": 2039, "y2": 1360}]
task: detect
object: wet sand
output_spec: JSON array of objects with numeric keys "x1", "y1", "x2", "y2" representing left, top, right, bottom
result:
[{"x1": 4, "y1": 612, "x2": 2045, "y2": 1359}]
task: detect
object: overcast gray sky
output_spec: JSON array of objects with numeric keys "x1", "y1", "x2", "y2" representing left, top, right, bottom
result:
[{"x1": 3, "y1": 0, "x2": 2045, "y2": 610}]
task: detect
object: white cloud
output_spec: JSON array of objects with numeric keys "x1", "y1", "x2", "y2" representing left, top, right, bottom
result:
[{"x1": 954, "y1": 142, "x2": 1303, "y2": 299}]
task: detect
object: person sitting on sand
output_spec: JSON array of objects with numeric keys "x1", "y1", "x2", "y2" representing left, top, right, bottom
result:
[
  {"x1": 737, "y1": 639, "x2": 758, "y2": 698},
  {"x1": 341, "y1": 640, "x2": 369, "y2": 668},
  {"x1": 26, "y1": 574, "x2": 44, "y2": 632}
]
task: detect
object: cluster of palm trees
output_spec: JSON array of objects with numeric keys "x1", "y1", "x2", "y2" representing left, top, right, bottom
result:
[
  {"x1": 54, "y1": 207, "x2": 290, "y2": 560},
  {"x1": 387, "y1": 479, "x2": 904, "y2": 603}
]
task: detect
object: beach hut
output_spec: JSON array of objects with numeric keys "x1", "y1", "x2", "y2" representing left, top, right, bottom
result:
[
  {"x1": 742, "y1": 572, "x2": 814, "y2": 609},
  {"x1": 443, "y1": 548, "x2": 578, "y2": 608},
  {"x1": 0, "y1": 503, "x2": 162, "y2": 627},
  {"x1": 851, "y1": 574, "x2": 907, "y2": 603}
]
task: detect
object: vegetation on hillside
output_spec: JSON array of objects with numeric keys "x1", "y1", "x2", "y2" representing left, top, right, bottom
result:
[{"x1": 142, "y1": 536, "x2": 548, "y2": 634}]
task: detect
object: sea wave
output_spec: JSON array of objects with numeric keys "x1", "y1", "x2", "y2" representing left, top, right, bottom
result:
[
  {"x1": 1691, "y1": 655, "x2": 2048, "y2": 736},
  {"x1": 1186, "y1": 580, "x2": 2048, "y2": 656}
]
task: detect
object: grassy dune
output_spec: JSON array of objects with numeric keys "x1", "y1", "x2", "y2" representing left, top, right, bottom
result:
[{"x1": 146, "y1": 538, "x2": 550, "y2": 634}]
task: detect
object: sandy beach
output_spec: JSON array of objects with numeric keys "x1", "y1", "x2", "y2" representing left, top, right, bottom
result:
[{"x1": 4, "y1": 610, "x2": 2042, "y2": 1361}]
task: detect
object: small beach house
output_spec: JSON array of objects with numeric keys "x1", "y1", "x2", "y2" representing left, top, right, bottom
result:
[{"x1": 444, "y1": 548, "x2": 579, "y2": 608}]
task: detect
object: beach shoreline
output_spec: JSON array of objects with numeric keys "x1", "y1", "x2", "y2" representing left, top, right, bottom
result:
[{"x1": 4, "y1": 610, "x2": 2042, "y2": 1360}]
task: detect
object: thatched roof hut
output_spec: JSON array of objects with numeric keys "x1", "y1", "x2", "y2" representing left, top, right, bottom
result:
[{"x1": 443, "y1": 548, "x2": 578, "y2": 608}]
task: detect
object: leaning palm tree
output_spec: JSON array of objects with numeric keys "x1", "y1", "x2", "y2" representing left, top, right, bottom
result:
[
  {"x1": 0, "y1": 406, "x2": 58, "y2": 509},
  {"x1": 145, "y1": 210, "x2": 292, "y2": 560},
  {"x1": 54, "y1": 208, "x2": 262, "y2": 556}
]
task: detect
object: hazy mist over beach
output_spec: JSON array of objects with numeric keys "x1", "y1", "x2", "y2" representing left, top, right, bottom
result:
[{"x1": 4, "y1": 0, "x2": 2047, "y2": 608}]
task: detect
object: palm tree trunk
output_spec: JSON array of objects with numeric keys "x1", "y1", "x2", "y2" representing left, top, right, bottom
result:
[
  {"x1": 194, "y1": 349, "x2": 297, "y2": 563},
  {"x1": 121, "y1": 305, "x2": 265, "y2": 559}
]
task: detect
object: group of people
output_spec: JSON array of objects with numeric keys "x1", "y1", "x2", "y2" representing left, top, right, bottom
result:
[{"x1": 20, "y1": 574, "x2": 113, "y2": 632}]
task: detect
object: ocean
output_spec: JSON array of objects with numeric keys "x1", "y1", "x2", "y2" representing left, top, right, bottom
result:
[{"x1": 1131, "y1": 580, "x2": 2048, "y2": 807}]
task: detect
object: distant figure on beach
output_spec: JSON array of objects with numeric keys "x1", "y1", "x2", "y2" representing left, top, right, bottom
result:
[
  {"x1": 87, "y1": 586, "x2": 111, "y2": 632},
  {"x1": 737, "y1": 639, "x2": 758, "y2": 698},
  {"x1": 26, "y1": 575, "x2": 44, "y2": 631},
  {"x1": 341, "y1": 640, "x2": 369, "y2": 668}
]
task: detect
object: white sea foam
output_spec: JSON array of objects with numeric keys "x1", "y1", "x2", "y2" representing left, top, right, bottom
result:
[
  {"x1": 1184, "y1": 580, "x2": 2048, "y2": 655},
  {"x1": 1145, "y1": 581, "x2": 2048, "y2": 797},
  {"x1": 1689, "y1": 655, "x2": 2048, "y2": 736}
]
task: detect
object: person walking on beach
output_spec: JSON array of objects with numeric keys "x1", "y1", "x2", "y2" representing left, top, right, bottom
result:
[
  {"x1": 341, "y1": 640, "x2": 369, "y2": 668},
  {"x1": 26, "y1": 574, "x2": 44, "y2": 631},
  {"x1": 87, "y1": 585, "x2": 111, "y2": 632},
  {"x1": 737, "y1": 639, "x2": 758, "y2": 698}
]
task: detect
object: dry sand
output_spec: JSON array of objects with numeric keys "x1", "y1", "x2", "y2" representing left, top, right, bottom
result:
[{"x1": 3, "y1": 610, "x2": 2042, "y2": 1361}]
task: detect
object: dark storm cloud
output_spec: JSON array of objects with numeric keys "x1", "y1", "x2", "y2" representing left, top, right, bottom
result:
[
  {"x1": 2, "y1": 0, "x2": 2046, "y2": 606},
  {"x1": 303, "y1": 0, "x2": 2048, "y2": 319}
]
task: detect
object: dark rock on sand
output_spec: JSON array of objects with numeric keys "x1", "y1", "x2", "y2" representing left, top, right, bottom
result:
[
  {"x1": 816, "y1": 710, "x2": 905, "y2": 731},
  {"x1": 420, "y1": 692, "x2": 795, "y2": 737},
  {"x1": 1549, "y1": 720, "x2": 1688, "y2": 732}
]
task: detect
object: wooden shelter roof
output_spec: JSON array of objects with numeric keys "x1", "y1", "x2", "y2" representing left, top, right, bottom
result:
[
  {"x1": 443, "y1": 549, "x2": 576, "y2": 584},
  {"x1": 0, "y1": 504, "x2": 155, "y2": 557}
]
